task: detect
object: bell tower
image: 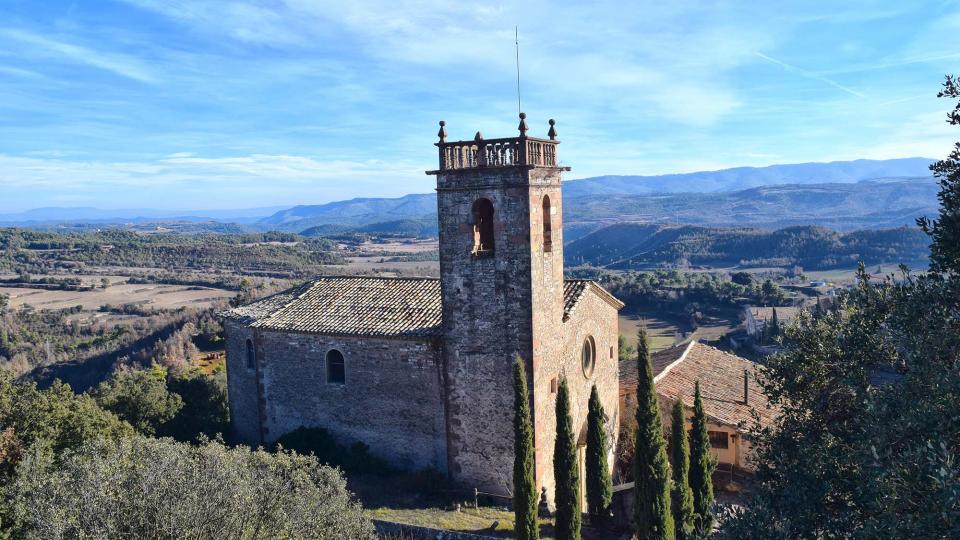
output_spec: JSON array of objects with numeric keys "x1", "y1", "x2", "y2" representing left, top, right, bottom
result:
[{"x1": 427, "y1": 113, "x2": 569, "y2": 494}]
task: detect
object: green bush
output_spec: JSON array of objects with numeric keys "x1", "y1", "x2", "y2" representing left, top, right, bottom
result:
[{"x1": 274, "y1": 426, "x2": 394, "y2": 476}]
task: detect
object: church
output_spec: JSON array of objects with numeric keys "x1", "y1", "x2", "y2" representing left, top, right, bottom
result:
[{"x1": 222, "y1": 114, "x2": 624, "y2": 499}]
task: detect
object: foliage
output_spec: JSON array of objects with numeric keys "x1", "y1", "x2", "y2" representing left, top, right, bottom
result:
[
  {"x1": 918, "y1": 74, "x2": 960, "y2": 274},
  {"x1": 688, "y1": 382, "x2": 715, "y2": 536},
  {"x1": 633, "y1": 327, "x2": 675, "y2": 540},
  {"x1": 570, "y1": 269, "x2": 791, "y2": 328},
  {"x1": 10, "y1": 436, "x2": 375, "y2": 539},
  {"x1": 0, "y1": 371, "x2": 133, "y2": 475},
  {"x1": 90, "y1": 365, "x2": 183, "y2": 436},
  {"x1": 670, "y1": 400, "x2": 695, "y2": 538},
  {"x1": 566, "y1": 223, "x2": 929, "y2": 271},
  {"x1": 158, "y1": 371, "x2": 230, "y2": 442},
  {"x1": 720, "y1": 73, "x2": 960, "y2": 540},
  {"x1": 273, "y1": 426, "x2": 394, "y2": 476},
  {"x1": 585, "y1": 385, "x2": 612, "y2": 527},
  {"x1": 618, "y1": 333, "x2": 637, "y2": 363},
  {"x1": 554, "y1": 376, "x2": 581, "y2": 540},
  {"x1": 512, "y1": 357, "x2": 538, "y2": 540},
  {"x1": 0, "y1": 228, "x2": 344, "y2": 277}
]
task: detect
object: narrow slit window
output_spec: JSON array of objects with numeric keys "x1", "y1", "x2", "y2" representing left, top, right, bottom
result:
[
  {"x1": 327, "y1": 349, "x2": 345, "y2": 384},
  {"x1": 542, "y1": 195, "x2": 553, "y2": 252}
]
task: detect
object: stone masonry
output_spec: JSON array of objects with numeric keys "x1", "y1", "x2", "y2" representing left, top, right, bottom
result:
[{"x1": 222, "y1": 113, "x2": 623, "y2": 505}]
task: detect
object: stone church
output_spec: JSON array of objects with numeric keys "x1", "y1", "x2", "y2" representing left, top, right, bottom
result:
[{"x1": 223, "y1": 114, "x2": 624, "y2": 499}]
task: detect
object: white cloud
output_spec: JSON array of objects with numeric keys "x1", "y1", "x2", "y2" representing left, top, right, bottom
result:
[{"x1": 0, "y1": 29, "x2": 159, "y2": 83}]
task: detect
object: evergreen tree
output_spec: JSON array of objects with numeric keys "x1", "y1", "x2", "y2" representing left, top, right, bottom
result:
[
  {"x1": 688, "y1": 381, "x2": 715, "y2": 536},
  {"x1": 918, "y1": 75, "x2": 960, "y2": 274},
  {"x1": 633, "y1": 327, "x2": 675, "y2": 540},
  {"x1": 512, "y1": 357, "x2": 539, "y2": 540},
  {"x1": 770, "y1": 307, "x2": 781, "y2": 337},
  {"x1": 554, "y1": 376, "x2": 581, "y2": 540},
  {"x1": 670, "y1": 400, "x2": 695, "y2": 538},
  {"x1": 585, "y1": 385, "x2": 612, "y2": 527}
]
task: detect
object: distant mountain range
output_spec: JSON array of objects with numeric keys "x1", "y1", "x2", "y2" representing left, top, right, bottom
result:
[
  {"x1": 562, "y1": 157, "x2": 934, "y2": 195},
  {"x1": 0, "y1": 157, "x2": 938, "y2": 234},
  {"x1": 0, "y1": 205, "x2": 288, "y2": 225}
]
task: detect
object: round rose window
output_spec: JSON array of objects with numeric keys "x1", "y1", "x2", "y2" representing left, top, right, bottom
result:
[{"x1": 581, "y1": 336, "x2": 596, "y2": 378}]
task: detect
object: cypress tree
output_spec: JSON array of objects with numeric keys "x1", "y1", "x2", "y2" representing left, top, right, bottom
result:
[
  {"x1": 553, "y1": 376, "x2": 581, "y2": 540},
  {"x1": 633, "y1": 327, "x2": 675, "y2": 540},
  {"x1": 770, "y1": 307, "x2": 780, "y2": 337},
  {"x1": 512, "y1": 357, "x2": 539, "y2": 540},
  {"x1": 585, "y1": 385, "x2": 612, "y2": 527},
  {"x1": 688, "y1": 381, "x2": 715, "y2": 536},
  {"x1": 670, "y1": 400, "x2": 695, "y2": 538}
]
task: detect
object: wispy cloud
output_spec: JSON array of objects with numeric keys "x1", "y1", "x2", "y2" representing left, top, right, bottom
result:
[
  {"x1": 0, "y1": 29, "x2": 158, "y2": 83},
  {"x1": 755, "y1": 52, "x2": 867, "y2": 98}
]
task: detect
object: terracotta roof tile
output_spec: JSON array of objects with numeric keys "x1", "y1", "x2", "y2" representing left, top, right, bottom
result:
[
  {"x1": 618, "y1": 341, "x2": 692, "y2": 397},
  {"x1": 654, "y1": 342, "x2": 779, "y2": 432},
  {"x1": 224, "y1": 276, "x2": 621, "y2": 338}
]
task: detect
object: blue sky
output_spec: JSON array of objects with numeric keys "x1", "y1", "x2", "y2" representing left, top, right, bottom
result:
[{"x1": 1, "y1": 0, "x2": 959, "y2": 212}]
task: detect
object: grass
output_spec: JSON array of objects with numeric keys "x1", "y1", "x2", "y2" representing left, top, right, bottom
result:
[{"x1": 367, "y1": 507, "x2": 555, "y2": 539}]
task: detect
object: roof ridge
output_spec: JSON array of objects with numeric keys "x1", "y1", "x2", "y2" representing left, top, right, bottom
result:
[{"x1": 653, "y1": 340, "x2": 696, "y2": 384}]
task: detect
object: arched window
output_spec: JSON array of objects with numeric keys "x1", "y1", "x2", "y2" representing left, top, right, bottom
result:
[
  {"x1": 581, "y1": 336, "x2": 596, "y2": 378},
  {"x1": 542, "y1": 195, "x2": 553, "y2": 252},
  {"x1": 245, "y1": 339, "x2": 255, "y2": 370},
  {"x1": 471, "y1": 198, "x2": 495, "y2": 254},
  {"x1": 326, "y1": 349, "x2": 345, "y2": 384}
]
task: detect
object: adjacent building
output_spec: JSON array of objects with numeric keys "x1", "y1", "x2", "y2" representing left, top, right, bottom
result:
[{"x1": 620, "y1": 341, "x2": 778, "y2": 475}]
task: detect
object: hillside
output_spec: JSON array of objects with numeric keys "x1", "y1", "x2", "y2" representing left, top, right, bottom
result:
[
  {"x1": 565, "y1": 223, "x2": 930, "y2": 270},
  {"x1": 257, "y1": 177, "x2": 938, "y2": 236},
  {"x1": 562, "y1": 157, "x2": 933, "y2": 195}
]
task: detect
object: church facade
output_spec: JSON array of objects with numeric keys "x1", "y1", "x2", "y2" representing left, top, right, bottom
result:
[{"x1": 223, "y1": 114, "x2": 623, "y2": 499}]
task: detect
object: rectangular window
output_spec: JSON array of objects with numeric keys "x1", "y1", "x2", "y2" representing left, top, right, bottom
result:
[
  {"x1": 610, "y1": 346, "x2": 614, "y2": 359},
  {"x1": 550, "y1": 378, "x2": 558, "y2": 394},
  {"x1": 708, "y1": 430, "x2": 729, "y2": 449}
]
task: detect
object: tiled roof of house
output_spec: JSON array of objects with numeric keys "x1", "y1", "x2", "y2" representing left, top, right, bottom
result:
[
  {"x1": 619, "y1": 341, "x2": 692, "y2": 396},
  {"x1": 746, "y1": 306, "x2": 802, "y2": 322},
  {"x1": 620, "y1": 341, "x2": 778, "y2": 432},
  {"x1": 224, "y1": 276, "x2": 621, "y2": 338},
  {"x1": 655, "y1": 342, "x2": 778, "y2": 432}
]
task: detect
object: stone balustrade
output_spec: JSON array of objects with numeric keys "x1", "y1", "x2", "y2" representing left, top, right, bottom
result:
[{"x1": 433, "y1": 114, "x2": 560, "y2": 171}]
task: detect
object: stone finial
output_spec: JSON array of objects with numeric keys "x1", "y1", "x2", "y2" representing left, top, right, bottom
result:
[
  {"x1": 518, "y1": 112, "x2": 528, "y2": 136},
  {"x1": 437, "y1": 121, "x2": 447, "y2": 143},
  {"x1": 474, "y1": 131, "x2": 484, "y2": 142},
  {"x1": 547, "y1": 119, "x2": 557, "y2": 140}
]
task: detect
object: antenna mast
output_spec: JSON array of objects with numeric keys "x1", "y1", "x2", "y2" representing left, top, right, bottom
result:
[{"x1": 515, "y1": 26, "x2": 521, "y2": 116}]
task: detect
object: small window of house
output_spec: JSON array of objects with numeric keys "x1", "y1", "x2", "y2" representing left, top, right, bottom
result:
[
  {"x1": 709, "y1": 430, "x2": 729, "y2": 449},
  {"x1": 245, "y1": 339, "x2": 255, "y2": 370},
  {"x1": 550, "y1": 377, "x2": 558, "y2": 394},
  {"x1": 542, "y1": 195, "x2": 553, "y2": 252},
  {"x1": 327, "y1": 349, "x2": 345, "y2": 384},
  {"x1": 471, "y1": 198, "x2": 495, "y2": 254},
  {"x1": 581, "y1": 336, "x2": 596, "y2": 378}
]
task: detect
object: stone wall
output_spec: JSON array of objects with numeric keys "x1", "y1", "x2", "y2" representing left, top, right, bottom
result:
[
  {"x1": 226, "y1": 324, "x2": 448, "y2": 472},
  {"x1": 534, "y1": 288, "x2": 621, "y2": 505},
  {"x1": 224, "y1": 319, "x2": 261, "y2": 444},
  {"x1": 436, "y1": 166, "x2": 542, "y2": 494}
]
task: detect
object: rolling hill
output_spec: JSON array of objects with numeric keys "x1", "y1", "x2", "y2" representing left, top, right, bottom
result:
[{"x1": 564, "y1": 223, "x2": 930, "y2": 271}]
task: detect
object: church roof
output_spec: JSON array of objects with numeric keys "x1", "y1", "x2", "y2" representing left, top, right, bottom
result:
[{"x1": 224, "y1": 276, "x2": 622, "y2": 339}]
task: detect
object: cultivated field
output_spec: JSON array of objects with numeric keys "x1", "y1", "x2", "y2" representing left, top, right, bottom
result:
[{"x1": 0, "y1": 283, "x2": 234, "y2": 311}]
